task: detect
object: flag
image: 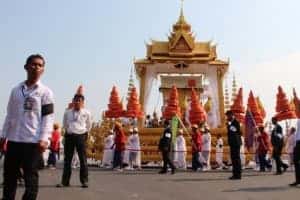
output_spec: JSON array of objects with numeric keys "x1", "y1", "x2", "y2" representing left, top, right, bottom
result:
[
  {"x1": 244, "y1": 109, "x2": 256, "y2": 150},
  {"x1": 171, "y1": 116, "x2": 179, "y2": 146}
]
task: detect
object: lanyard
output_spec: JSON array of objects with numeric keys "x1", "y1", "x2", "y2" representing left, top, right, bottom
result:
[{"x1": 21, "y1": 85, "x2": 28, "y2": 99}]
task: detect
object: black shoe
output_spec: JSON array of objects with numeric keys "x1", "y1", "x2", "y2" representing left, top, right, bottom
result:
[
  {"x1": 275, "y1": 172, "x2": 283, "y2": 175},
  {"x1": 171, "y1": 168, "x2": 176, "y2": 175},
  {"x1": 158, "y1": 170, "x2": 167, "y2": 174},
  {"x1": 81, "y1": 183, "x2": 88, "y2": 188},
  {"x1": 229, "y1": 176, "x2": 241, "y2": 180},
  {"x1": 289, "y1": 182, "x2": 300, "y2": 187},
  {"x1": 283, "y1": 165, "x2": 289, "y2": 172},
  {"x1": 56, "y1": 183, "x2": 70, "y2": 188}
]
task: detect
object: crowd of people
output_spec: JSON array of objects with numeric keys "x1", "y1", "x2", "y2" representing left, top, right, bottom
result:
[{"x1": 1, "y1": 54, "x2": 300, "y2": 200}]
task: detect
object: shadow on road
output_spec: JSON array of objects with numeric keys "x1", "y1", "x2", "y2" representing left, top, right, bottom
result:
[
  {"x1": 222, "y1": 185, "x2": 291, "y2": 193},
  {"x1": 161, "y1": 177, "x2": 227, "y2": 182}
]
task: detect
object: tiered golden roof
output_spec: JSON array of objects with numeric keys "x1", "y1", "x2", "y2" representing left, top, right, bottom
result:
[{"x1": 136, "y1": 8, "x2": 228, "y2": 65}]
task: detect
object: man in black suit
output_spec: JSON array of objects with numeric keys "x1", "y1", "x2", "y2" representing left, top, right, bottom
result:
[
  {"x1": 158, "y1": 120, "x2": 175, "y2": 174},
  {"x1": 226, "y1": 110, "x2": 242, "y2": 180},
  {"x1": 271, "y1": 117, "x2": 288, "y2": 175}
]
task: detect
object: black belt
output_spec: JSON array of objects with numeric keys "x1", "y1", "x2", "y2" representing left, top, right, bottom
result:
[{"x1": 66, "y1": 132, "x2": 87, "y2": 135}]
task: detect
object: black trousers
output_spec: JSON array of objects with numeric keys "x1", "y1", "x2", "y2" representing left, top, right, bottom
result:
[
  {"x1": 272, "y1": 146, "x2": 288, "y2": 173},
  {"x1": 230, "y1": 146, "x2": 242, "y2": 178},
  {"x1": 47, "y1": 150, "x2": 57, "y2": 167},
  {"x1": 258, "y1": 153, "x2": 272, "y2": 171},
  {"x1": 3, "y1": 141, "x2": 40, "y2": 200},
  {"x1": 113, "y1": 150, "x2": 124, "y2": 169},
  {"x1": 293, "y1": 141, "x2": 300, "y2": 182},
  {"x1": 161, "y1": 150, "x2": 175, "y2": 171},
  {"x1": 62, "y1": 134, "x2": 88, "y2": 185},
  {"x1": 192, "y1": 152, "x2": 202, "y2": 171}
]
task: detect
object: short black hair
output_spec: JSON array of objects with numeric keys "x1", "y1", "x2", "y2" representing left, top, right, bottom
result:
[
  {"x1": 25, "y1": 54, "x2": 45, "y2": 66},
  {"x1": 164, "y1": 120, "x2": 170, "y2": 126},
  {"x1": 225, "y1": 110, "x2": 234, "y2": 116},
  {"x1": 73, "y1": 94, "x2": 85, "y2": 101},
  {"x1": 271, "y1": 117, "x2": 277, "y2": 122}
]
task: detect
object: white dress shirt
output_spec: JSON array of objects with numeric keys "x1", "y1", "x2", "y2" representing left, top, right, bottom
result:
[
  {"x1": 104, "y1": 134, "x2": 115, "y2": 149},
  {"x1": 286, "y1": 134, "x2": 296, "y2": 153},
  {"x1": 176, "y1": 135, "x2": 187, "y2": 152},
  {"x1": 63, "y1": 108, "x2": 92, "y2": 134},
  {"x1": 202, "y1": 133, "x2": 211, "y2": 151},
  {"x1": 127, "y1": 134, "x2": 140, "y2": 151},
  {"x1": 1, "y1": 81, "x2": 54, "y2": 143}
]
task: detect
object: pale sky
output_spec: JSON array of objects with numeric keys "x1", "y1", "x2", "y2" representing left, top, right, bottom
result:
[{"x1": 1, "y1": 0, "x2": 300, "y2": 126}]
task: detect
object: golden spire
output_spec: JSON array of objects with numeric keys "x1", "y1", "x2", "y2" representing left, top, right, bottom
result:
[
  {"x1": 176, "y1": 0, "x2": 188, "y2": 27},
  {"x1": 169, "y1": 0, "x2": 194, "y2": 50},
  {"x1": 178, "y1": 0, "x2": 186, "y2": 24},
  {"x1": 231, "y1": 73, "x2": 238, "y2": 102}
]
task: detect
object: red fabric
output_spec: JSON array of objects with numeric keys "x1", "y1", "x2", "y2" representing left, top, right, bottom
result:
[
  {"x1": 2, "y1": 139, "x2": 7, "y2": 153},
  {"x1": 257, "y1": 132, "x2": 269, "y2": 154},
  {"x1": 50, "y1": 130, "x2": 60, "y2": 152},
  {"x1": 114, "y1": 129, "x2": 127, "y2": 151},
  {"x1": 192, "y1": 131, "x2": 202, "y2": 153}
]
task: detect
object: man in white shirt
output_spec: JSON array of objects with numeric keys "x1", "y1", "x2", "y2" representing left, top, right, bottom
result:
[
  {"x1": 176, "y1": 129, "x2": 187, "y2": 169},
  {"x1": 201, "y1": 125, "x2": 211, "y2": 170},
  {"x1": 57, "y1": 94, "x2": 92, "y2": 188},
  {"x1": 1, "y1": 54, "x2": 54, "y2": 200},
  {"x1": 127, "y1": 127, "x2": 141, "y2": 170}
]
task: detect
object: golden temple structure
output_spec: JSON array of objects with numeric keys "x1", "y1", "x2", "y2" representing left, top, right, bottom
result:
[
  {"x1": 89, "y1": 5, "x2": 240, "y2": 164},
  {"x1": 131, "y1": 6, "x2": 233, "y2": 162},
  {"x1": 135, "y1": 7, "x2": 229, "y2": 128}
]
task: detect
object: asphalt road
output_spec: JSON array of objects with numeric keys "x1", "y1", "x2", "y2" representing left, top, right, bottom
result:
[{"x1": 1, "y1": 166, "x2": 300, "y2": 200}]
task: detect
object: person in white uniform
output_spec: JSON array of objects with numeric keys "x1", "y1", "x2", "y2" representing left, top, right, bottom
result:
[
  {"x1": 176, "y1": 129, "x2": 187, "y2": 169},
  {"x1": 215, "y1": 134, "x2": 224, "y2": 169},
  {"x1": 240, "y1": 136, "x2": 246, "y2": 168},
  {"x1": 1, "y1": 54, "x2": 54, "y2": 200},
  {"x1": 102, "y1": 130, "x2": 115, "y2": 168},
  {"x1": 127, "y1": 127, "x2": 141, "y2": 169},
  {"x1": 57, "y1": 94, "x2": 92, "y2": 188},
  {"x1": 201, "y1": 125, "x2": 212, "y2": 170},
  {"x1": 286, "y1": 127, "x2": 296, "y2": 168}
]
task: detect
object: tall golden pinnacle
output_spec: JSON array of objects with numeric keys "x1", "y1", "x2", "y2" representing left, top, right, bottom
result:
[
  {"x1": 177, "y1": 0, "x2": 186, "y2": 25},
  {"x1": 173, "y1": 0, "x2": 190, "y2": 33}
]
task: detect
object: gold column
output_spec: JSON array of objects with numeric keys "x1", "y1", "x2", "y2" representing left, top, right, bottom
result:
[
  {"x1": 217, "y1": 67, "x2": 226, "y2": 127},
  {"x1": 136, "y1": 65, "x2": 146, "y2": 128}
]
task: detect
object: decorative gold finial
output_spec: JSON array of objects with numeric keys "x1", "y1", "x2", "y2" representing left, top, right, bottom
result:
[{"x1": 178, "y1": 0, "x2": 185, "y2": 24}]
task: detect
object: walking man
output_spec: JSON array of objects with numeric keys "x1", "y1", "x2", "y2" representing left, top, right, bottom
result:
[
  {"x1": 1, "y1": 54, "x2": 54, "y2": 199},
  {"x1": 226, "y1": 110, "x2": 242, "y2": 180},
  {"x1": 57, "y1": 93, "x2": 92, "y2": 188},
  {"x1": 158, "y1": 120, "x2": 175, "y2": 174},
  {"x1": 271, "y1": 117, "x2": 288, "y2": 175}
]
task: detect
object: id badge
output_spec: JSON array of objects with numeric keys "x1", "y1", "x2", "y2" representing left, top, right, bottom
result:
[{"x1": 24, "y1": 97, "x2": 35, "y2": 111}]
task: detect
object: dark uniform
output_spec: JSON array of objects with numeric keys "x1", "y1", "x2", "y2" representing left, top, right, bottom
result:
[
  {"x1": 271, "y1": 123, "x2": 288, "y2": 174},
  {"x1": 290, "y1": 120, "x2": 300, "y2": 186},
  {"x1": 227, "y1": 118, "x2": 242, "y2": 179},
  {"x1": 158, "y1": 126, "x2": 175, "y2": 174}
]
